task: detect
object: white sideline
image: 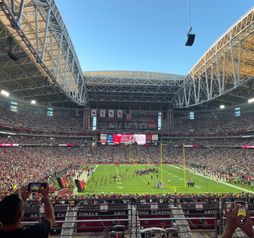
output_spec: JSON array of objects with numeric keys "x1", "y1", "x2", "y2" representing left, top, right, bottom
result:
[{"x1": 170, "y1": 165, "x2": 254, "y2": 194}]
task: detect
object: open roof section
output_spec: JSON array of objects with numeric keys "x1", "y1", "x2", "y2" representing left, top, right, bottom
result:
[
  {"x1": 0, "y1": 1, "x2": 254, "y2": 110},
  {"x1": 84, "y1": 71, "x2": 185, "y2": 110},
  {"x1": 175, "y1": 7, "x2": 254, "y2": 109}
]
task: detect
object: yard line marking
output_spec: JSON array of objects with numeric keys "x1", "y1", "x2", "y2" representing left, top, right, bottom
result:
[
  {"x1": 170, "y1": 165, "x2": 254, "y2": 194},
  {"x1": 160, "y1": 165, "x2": 185, "y2": 187}
]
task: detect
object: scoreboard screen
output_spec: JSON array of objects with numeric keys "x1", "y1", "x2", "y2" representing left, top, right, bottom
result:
[
  {"x1": 100, "y1": 133, "x2": 158, "y2": 145},
  {"x1": 106, "y1": 134, "x2": 114, "y2": 145},
  {"x1": 100, "y1": 134, "x2": 107, "y2": 144},
  {"x1": 113, "y1": 134, "x2": 122, "y2": 144},
  {"x1": 121, "y1": 134, "x2": 135, "y2": 144},
  {"x1": 134, "y1": 134, "x2": 146, "y2": 145}
]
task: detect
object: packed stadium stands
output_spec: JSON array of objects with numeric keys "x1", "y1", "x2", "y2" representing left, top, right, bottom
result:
[
  {"x1": 1, "y1": 1, "x2": 254, "y2": 236},
  {"x1": 2, "y1": 97, "x2": 254, "y2": 136},
  {"x1": 1, "y1": 138, "x2": 254, "y2": 195},
  {"x1": 1, "y1": 107, "x2": 254, "y2": 237},
  {"x1": 0, "y1": 101, "x2": 84, "y2": 134},
  {"x1": 173, "y1": 107, "x2": 254, "y2": 136}
]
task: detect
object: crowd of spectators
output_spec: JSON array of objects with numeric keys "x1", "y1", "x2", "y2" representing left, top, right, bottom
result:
[
  {"x1": 1, "y1": 99, "x2": 254, "y2": 204},
  {"x1": 0, "y1": 135, "x2": 87, "y2": 145},
  {"x1": 179, "y1": 148, "x2": 254, "y2": 186},
  {"x1": 2, "y1": 134, "x2": 254, "y2": 147},
  {"x1": 174, "y1": 110, "x2": 254, "y2": 134},
  {"x1": 2, "y1": 100, "x2": 254, "y2": 136},
  {"x1": 1, "y1": 140, "x2": 254, "y2": 199},
  {"x1": 0, "y1": 147, "x2": 88, "y2": 198},
  {"x1": 50, "y1": 192, "x2": 254, "y2": 204},
  {"x1": 0, "y1": 104, "x2": 83, "y2": 134}
]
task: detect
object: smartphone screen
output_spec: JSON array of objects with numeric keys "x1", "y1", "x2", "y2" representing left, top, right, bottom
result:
[
  {"x1": 235, "y1": 201, "x2": 247, "y2": 223},
  {"x1": 28, "y1": 182, "x2": 47, "y2": 192},
  {"x1": 238, "y1": 206, "x2": 246, "y2": 218}
]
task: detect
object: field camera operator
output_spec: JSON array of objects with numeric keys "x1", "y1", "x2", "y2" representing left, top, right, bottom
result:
[{"x1": 0, "y1": 183, "x2": 55, "y2": 238}]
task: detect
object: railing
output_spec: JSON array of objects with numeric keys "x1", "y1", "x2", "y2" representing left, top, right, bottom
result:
[{"x1": 22, "y1": 197, "x2": 251, "y2": 237}]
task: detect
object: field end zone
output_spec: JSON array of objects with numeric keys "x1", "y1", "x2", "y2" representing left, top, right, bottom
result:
[{"x1": 170, "y1": 165, "x2": 254, "y2": 194}]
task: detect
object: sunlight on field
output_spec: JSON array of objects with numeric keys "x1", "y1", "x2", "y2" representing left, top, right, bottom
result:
[{"x1": 81, "y1": 164, "x2": 247, "y2": 195}]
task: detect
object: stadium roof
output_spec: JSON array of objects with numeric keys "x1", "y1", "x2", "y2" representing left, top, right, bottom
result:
[
  {"x1": 0, "y1": 1, "x2": 254, "y2": 110},
  {"x1": 85, "y1": 71, "x2": 185, "y2": 110},
  {"x1": 0, "y1": 0, "x2": 86, "y2": 107},
  {"x1": 176, "y1": 7, "x2": 254, "y2": 109},
  {"x1": 0, "y1": 22, "x2": 75, "y2": 107}
]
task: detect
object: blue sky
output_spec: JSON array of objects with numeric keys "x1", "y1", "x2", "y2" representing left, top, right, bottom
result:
[{"x1": 56, "y1": 0, "x2": 254, "y2": 75}]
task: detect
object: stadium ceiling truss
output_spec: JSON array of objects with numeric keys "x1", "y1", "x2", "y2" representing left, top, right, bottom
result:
[
  {"x1": 0, "y1": 0, "x2": 87, "y2": 106},
  {"x1": 0, "y1": 1, "x2": 254, "y2": 110},
  {"x1": 175, "y1": 7, "x2": 254, "y2": 108},
  {"x1": 84, "y1": 71, "x2": 185, "y2": 106}
]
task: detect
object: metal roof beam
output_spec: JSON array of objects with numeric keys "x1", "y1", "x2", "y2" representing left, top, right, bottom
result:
[
  {"x1": 0, "y1": 0, "x2": 87, "y2": 106},
  {"x1": 174, "y1": 8, "x2": 254, "y2": 108}
]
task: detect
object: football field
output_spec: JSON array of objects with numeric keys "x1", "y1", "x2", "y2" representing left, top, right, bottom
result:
[{"x1": 81, "y1": 164, "x2": 254, "y2": 195}]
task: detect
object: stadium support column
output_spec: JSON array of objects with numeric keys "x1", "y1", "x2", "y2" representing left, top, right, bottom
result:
[
  {"x1": 161, "y1": 110, "x2": 173, "y2": 132},
  {"x1": 168, "y1": 110, "x2": 174, "y2": 132},
  {"x1": 83, "y1": 108, "x2": 91, "y2": 130}
]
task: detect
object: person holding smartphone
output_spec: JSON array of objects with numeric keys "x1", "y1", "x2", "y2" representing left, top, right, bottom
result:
[
  {"x1": 222, "y1": 202, "x2": 254, "y2": 238},
  {"x1": 0, "y1": 183, "x2": 55, "y2": 238}
]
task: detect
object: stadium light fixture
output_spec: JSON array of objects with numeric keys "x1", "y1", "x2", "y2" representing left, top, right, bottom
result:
[
  {"x1": 31, "y1": 100, "x2": 36, "y2": 105},
  {"x1": 248, "y1": 98, "x2": 254, "y2": 104},
  {"x1": 220, "y1": 105, "x2": 225, "y2": 109},
  {"x1": 0, "y1": 89, "x2": 9, "y2": 97}
]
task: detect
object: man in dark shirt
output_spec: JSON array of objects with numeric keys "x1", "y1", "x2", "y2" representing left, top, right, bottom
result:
[{"x1": 0, "y1": 183, "x2": 55, "y2": 238}]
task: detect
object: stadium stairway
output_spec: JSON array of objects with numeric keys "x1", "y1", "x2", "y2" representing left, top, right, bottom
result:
[
  {"x1": 171, "y1": 204, "x2": 192, "y2": 238},
  {"x1": 232, "y1": 228, "x2": 249, "y2": 238},
  {"x1": 129, "y1": 204, "x2": 142, "y2": 238},
  {"x1": 60, "y1": 206, "x2": 77, "y2": 238},
  {"x1": 217, "y1": 228, "x2": 248, "y2": 238}
]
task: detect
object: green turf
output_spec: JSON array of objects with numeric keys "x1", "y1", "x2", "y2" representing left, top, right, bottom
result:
[{"x1": 81, "y1": 164, "x2": 253, "y2": 195}]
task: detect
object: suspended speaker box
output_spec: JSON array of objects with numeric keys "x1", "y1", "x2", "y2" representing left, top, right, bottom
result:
[{"x1": 185, "y1": 34, "x2": 195, "y2": 46}]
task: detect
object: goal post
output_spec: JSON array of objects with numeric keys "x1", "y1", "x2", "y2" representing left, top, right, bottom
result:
[
  {"x1": 159, "y1": 140, "x2": 187, "y2": 189},
  {"x1": 183, "y1": 143, "x2": 187, "y2": 186}
]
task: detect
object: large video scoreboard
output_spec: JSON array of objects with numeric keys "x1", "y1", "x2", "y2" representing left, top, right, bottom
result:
[{"x1": 100, "y1": 133, "x2": 158, "y2": 145}]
